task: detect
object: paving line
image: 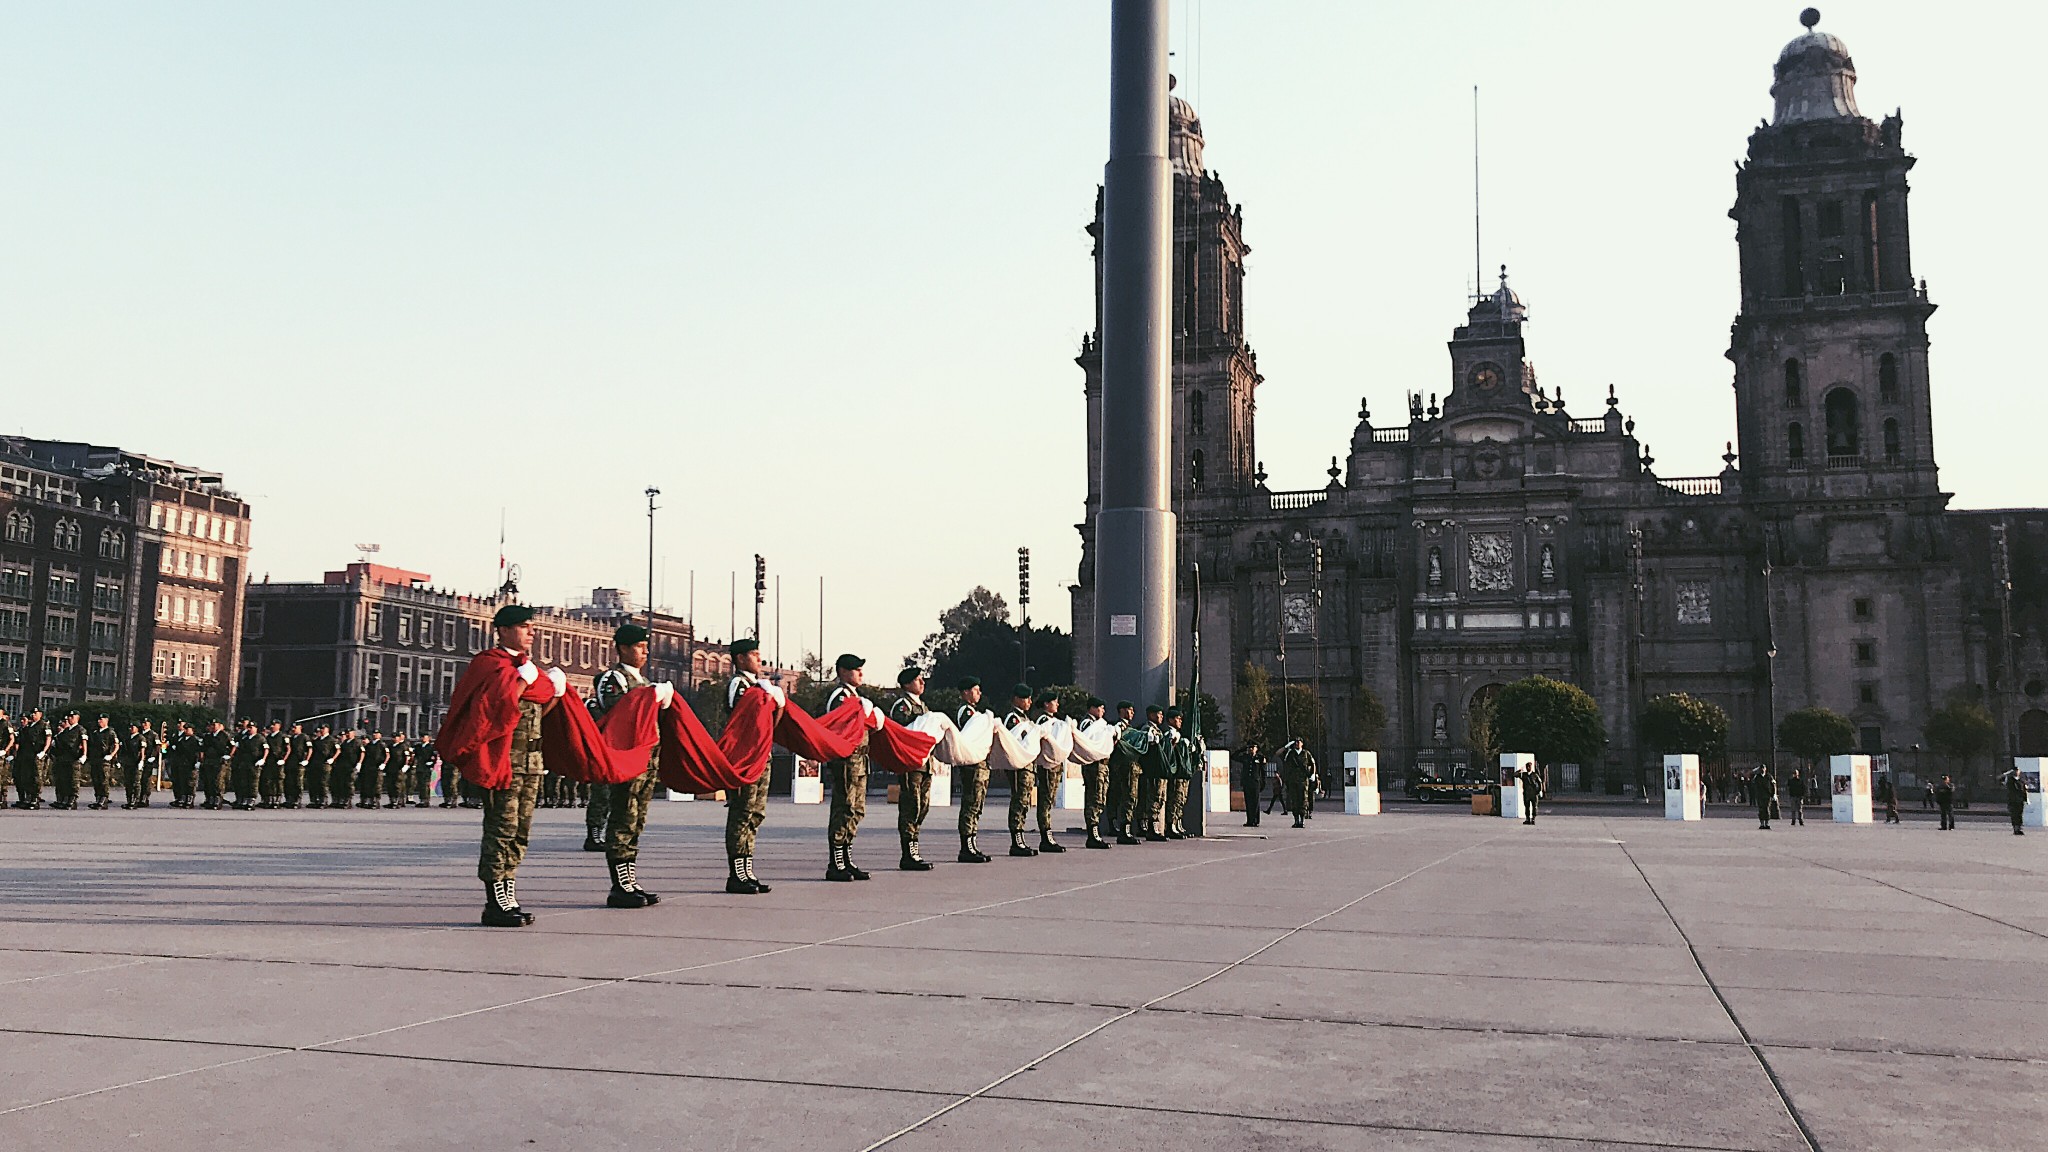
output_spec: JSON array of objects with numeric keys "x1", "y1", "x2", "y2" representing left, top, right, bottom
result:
[
  {"x1": 1749, "y1": 846, "x2": 2048, "y2": 943},
  {"x1": 854, "y1": 831, "x2": 1506, "y2": 1152},
  {"x1": 1604, "y1": 819, "x2": 1823, "y2": 1152},
  {"x1": 0, "y1": 823, "x2": 1423, "y2": 1117}
]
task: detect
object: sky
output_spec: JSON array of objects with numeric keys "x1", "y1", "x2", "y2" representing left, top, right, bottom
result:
[{"x1": 2, "y1": 1, "x2": 2040, "y2": 672}]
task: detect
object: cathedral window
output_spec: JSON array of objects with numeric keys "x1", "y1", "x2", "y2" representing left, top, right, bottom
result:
[
  {"x1": 1863, "y1": 193, "x2": 1882, "y2": 289},
  {"x1": 1818, "y1": 248, "x2": 1848, "y2": 295},
  {"x1": 1189, "y1": 390, "x2": 1206, "y2": 436},
  {"x1": 1783, "y1": 359, "x2": 1803, "y2": 405},
  {"x1": 1190, "y1": 449, "x2": 1205, "y2": 488},
  {"x1": 1780, "y1": 196, "x2": 1804, "y2": 296},
  {"x1": 1817, "y1": 201, "x2": 1844, "y2": 238},
  {"x1": 1787, "y1": 422, "x2": 1805, "y2": 463},
  {"x1": 1882, "y1": 418, "x2": 1901, "y2": 464},
  {"x1": 1878, "y1": 353, "x2": 1899, "y2": 403},
  {"x1": 1824, "y1": 389, "x2": 1861, "y2": 458}
]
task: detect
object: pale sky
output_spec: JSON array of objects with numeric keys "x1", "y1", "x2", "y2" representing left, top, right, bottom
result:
[{"x1": 3, "y1": 2, "x2": 2039, "y2": 671}]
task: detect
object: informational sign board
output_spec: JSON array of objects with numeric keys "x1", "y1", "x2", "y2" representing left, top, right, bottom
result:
[
  {"x1": 1344, "y1": 751, "x2": 1380, "y2": 815},
  {"x1": 2018, "y1": 758, "x2": 2044, "y2": 829},
  {"x1": 1830, "y1": 754, "x2": 1872, "y2": 823},
  {"x1": 1059, "y1": 761, "x2": 1084, "y2": 809},
  {"x1": 792, "y1": 758, "x2": 823, "y2": 805},
  {"x1": 1663, "y1": 754, "x2": 1702, "y2": 821},
  {"x1": 1204, "y1": 749, "x2": 1232, "y2": 813},
  {"x1": 1499, "y1": 753, "x2": 1534, "y2": 819}
]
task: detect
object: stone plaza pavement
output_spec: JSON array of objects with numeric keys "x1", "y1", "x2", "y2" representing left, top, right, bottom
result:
[{"x1": 0, "y1": 800, "x2": 2042, "y2": 1151}]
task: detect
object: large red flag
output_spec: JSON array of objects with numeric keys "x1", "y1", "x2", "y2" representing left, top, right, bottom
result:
[
  {"x1": 543, "y1": 685, "x2": 660, "y2": 785},
  {"x1": 441, "y1": 649, "x2": 564, "y2": 790}
]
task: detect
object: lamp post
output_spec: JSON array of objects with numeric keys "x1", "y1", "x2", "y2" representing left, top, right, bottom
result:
[
  {"x1": 644, "y1": 487, "x2": 660, "y2": 633},
  {"x1": 1018, "y1": 546, "x2": 1031, "y2": 685}
]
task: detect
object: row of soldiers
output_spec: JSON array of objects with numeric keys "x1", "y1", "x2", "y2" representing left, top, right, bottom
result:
[{"x1": 0, "y1": 707, "x2": 453, "y2": 812}]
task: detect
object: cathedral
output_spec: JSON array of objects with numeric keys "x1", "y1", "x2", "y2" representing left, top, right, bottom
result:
[{"x1": 1071, "y1": 16, "x2": 2048, "y2": 790}]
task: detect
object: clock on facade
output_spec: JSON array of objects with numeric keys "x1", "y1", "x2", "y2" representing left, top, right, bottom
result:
[{"x1": 1469, "y1": 362, "x2": 1503, "y2": 393}]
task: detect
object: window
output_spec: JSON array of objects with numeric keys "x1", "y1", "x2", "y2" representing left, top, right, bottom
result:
[
  {"x1": 1854, "y1": 640, "x2": 1876, "y2": 665},
  {"x1": 0, "y1": 564, "x2": 30, "y2": 601},
  {"x1": 1787, "y1": 422, "x2": 1805, "y2": 463},
  {"x1": 54, "y1": 519, "x2": 80, "y2": 552},
  {"x1": 397, "y1": 659, "x2": 412, "y2": 694},
  {"x1": 222, "y1": 521, "x2": 236, "y2": 546},
  {"x1": 1883, "y1": 419, "x2": 1901, "y2": 464},
  {"x1": 202, "y1": 600, "x2": 215, "y2": 628},
  {"x1": 1817, "y1": 200, "x2": 1844, "y2": 238},
  {"x1": 0, "y1": 648, "x2": 23, "y2": 684},
  {"x1": 156, "y1": 594, "x2": 169, "y2": 621},
  {"x1": 1824, "y1": 389, "x2": 1860, "y2": 458},
  {"x1": 195, "y1": 514, "x2": 209, "y2": 540},
  {"x1": 398, "y1": 612, "x2": 412, "y2": 643},
  {"x1": 89, "y1": 620, "x2": 120, "y2": 651},
  {"x1": 1853, "y1": 597, "x2": 1872, "y2": 621},
  {"x1": 1858, "y1": 726, "x2": 1883, "y2": 755},
  {"x1": 0, "y1": 607, "x2": 27, "y2": 641},
  {"x1": 1878, "y1": 353, "x2": 1899, "y2": 403},
  {"x1": 1783, "y1": 359, "x2": 1802, "y2": 406},
  {"x1": 4, "y1": 511, "x2": 33, "y2": 543},
  {"x1": 540, "y1": 633, "x2": 554, "y2": 663},
  {"x1": 579, "y1": 639, "x2": 591, "y2": 667},
  {"x1": 97, "y1": 529, "x2": 125, "y2": 559},
  {"x1": 246, "y1": 603, "x2": 265, "y2": 637},
  {"x1": 365, "y1": 662, "x2": 382, "y2": 695},
  {"x1": 87, "y1": 658, "x2": 117, "y2": 691},
  {"x1": 41, "y1": 653, "x2": 75, "y2": 684},
  {"x1": 1780, "y1": 196, "x2": 1804, "y2": 296},
  {"x1": 45, "y1": 572, "x2": 79, "y2": 606},
  {"x1": 44, "y1": 611, "x2": 77, "y2": 646},
  {"x1": 442, "y1": 618, "x2": 455, "y2": 649},
  {"x1": 365, "y1": 607, "x2": 381, "y2": 640},
  {"x1": 1189, "y1": 390, "x2": 1206, "y2": 436},
  {"x1": 178, "y1": 509, "x2": 192, "y2": 536},
  {"x1": 1190, "y1": 449, "x2": 1205, "y2": 488},
  {"x1": 1858, "y1": 683, "x2": 1877, "y2": 705},
  {"x1": 149, "y1": 505, "x2": 163, "y2": 530}
]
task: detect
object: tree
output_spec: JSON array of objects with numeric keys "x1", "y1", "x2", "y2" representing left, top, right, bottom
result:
[
  {"x1": 1924, "y1": 699, "x2": 1995, "y2": 783},
  {"x1": 1465, "y1": 693, "x2": 1499, "y2": 767},
  {"x1": 1778, "y1": 706, "x2": 1855, "y2": 773},
  {"x1": 904, "y1": 587, "x2": 1008, "y2": 673},
  {"x1": 906, "y1": 588, "x2": 1073, "y2": 693},
  {"x1": 1348, "y1": 683, "x2": 1387, "y2": 751},
  {"x1": 1254, "y1": 683, "x2": 1326, "y2": 754},
  {"x1": 1492, "y1": 676, "x2": 1607, "y2": 770},
  {"x1": 1640, "y1": 693, "x2": 1730, "y2": 762},
  {"x1": 1175, "y1": 687, "x2": 1226, "y2": 741},
  {"x1": 1234, "y1": 663, "x2": 1271, "y2": 748}
]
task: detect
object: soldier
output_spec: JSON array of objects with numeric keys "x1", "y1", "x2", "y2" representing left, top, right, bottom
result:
[
  {"x1": 230, "y1": 720, "x2": 264, "y2": 810},
  {"x1": 12, "y1": 709, "x2": 51, "y2": 809},
  {"x1": 1135, "y1": 704, "x2": 1168, "y2": 839},
  {"x1": 199, "y1": 719, "x2": 234, "y2": 809},
  {"x1": 952, "y1": 677, "x2": 992, "y2": 863},
  {"x1": 1001, "y1": 684, "x2": 1041, "y2": 857},
  {"x1": 49, "y1": 710, "x2": 87, "y2": 810},
  {"x1": 260, "y1": 720, "x2": 289, "y2": 808},
  {"x1": 1278, "y1": 737, "x2": 1317, "y2": 829},
  {"x1": 1238, "y1": 740, "x2": 1265, "y2": 828},
  {"x1": 444, "y1": 603, "x2": 567, "y2": 927},
  {"x1": 588, "y1": 623, "x2": 666, "y2": 907},
  {"x1": 118, "y1": 722, "x2": 145, "y2": 809},
  {"x1": 333, "y1": 728, "x2": 363, "y2": 809},
  {"x1": 414, "y1": 737, "x2": 438, "y2": 808},
  {"x1": 385, "y1": 732, "x2": 412, "y2": 808},
  {"x1": 1934, "y1": 774, "x2": 1956, "y2": 830},
  {"x1": 1159, "y1": 706, "x2": 1200, "y2": 839},
  {"x1": 886, "y1": 666, "x2": 936, "y2": 871},
  {"x1": 1030, "y1": 691, "x2": 1066, "y2": 853},
  {"x1": 723, "y1": 638, "x2": 776, "y2": 895},
  {"x1": 822, "y1": 654, "x2": 873, "y2": 882},
  {"x1": 1077, "y1": 697, "x2": 1114, "y2": 849},
  {"x1": 306, "y1": 724, "x2": 337, "y2": 808},
  {"x1": 136, "y1": 720, "x2": 164, "y2": 806},
  {"x1": 85, "y1": 713, "x2": 120, "y2": 810},
  {"x1": 0, "y1": 708, "x2": 14, "y2": 809},
  {"x1": 167, "y1": 720, "x2": 202, "y2": 808},
  {"x1": 357, "y1": 729, "x2": 387, "y2": 809},
  {"x1": 2004, "y1": 766, "x2": 2029, "y2": 836},
  {"x1": 1786, "y1": 766, "x2": 1807, "y2": 826},
  {"x1": 1756, "y1": 764, "x2": 1778, "y2": 830},
  {"x1": 1104, "y1": 701, "x2": 1142, "y2": 843},
  {"x1": 582, "y1": 728, "x2": 611, "y2": 850},
  {"x1": 1518, "y1": 761, "x2": 1543, "y2": 824},
  {"x1": 284, "y1": 722, "x2": 311, "y2": 808}
]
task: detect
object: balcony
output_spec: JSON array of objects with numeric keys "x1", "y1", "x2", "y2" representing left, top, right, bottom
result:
[
  {"x1": 1267, "y1": 489, "x2": 1331, "y2": 511},
  {"x1": 1656, "y1": 476, "x2": 1724, "y2": 497},
  {"x1": 1371, "y1": 428, "x2": 1410, "y2": 443}
]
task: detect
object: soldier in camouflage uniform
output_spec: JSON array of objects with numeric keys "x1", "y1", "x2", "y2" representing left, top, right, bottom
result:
[
  {"x1": 307, "y1": 724, "x2": 338, "y2": 808},
  {"x1": 1160, "y1": 706, "x2": 1201, "y2": 838},
  {"x1": 952, "y1": 677, "x2": 992, "y2": 863},
  {"x1": 49, "y1": 711, "x2": 87, "y2": 810},
  {"x1": 1078, "y1": 698, "x2": 1113, "y2": 849},
  {"x1": 167, "y1": 721, "x2": 201, "y2": 808},
  {"x1": 472, "y1": 604, "x2": 561, "y2": 927},
  {"x1": 723, "y1": 638, "x2": 775, "y2": 894},
  {"x1": 259, "y1": 721, "x2": 288, "y2": 808},
  {"x1": 284, "y1": 722, "x2": 311, "y2": 808},
  {"x1": 228, "y1": 720, "x2": 263, "y2": 810},
  {"x1": 1135, "y1": 705, "x2": 1168, "y2": 839},
  {"x1": 85, "y1": 713, "x2": 120, "y2": 810},
  {"x1": 1001, "y1": 684, "x2": 1041, "y2": 858},
  {"x1": 11, "y1": 709, "x2": 49, "y2": 809},
  {"x1": 385, "y1": 732, "x2": 413, "y2": 808},
  {"x1": 136, "y1": 720, "x2": 163, "y2": 806},
  {"x1": 1278, "y1": 738, "x2": 1317, "y2": 829},
  {"x1": 1030, "y1": 691, "x2": 1067, "y2": 853},
  {"x1": 414, "y1": 738, "x2": 438, "y2": 808},
  {"x1": 118, "y1": 722, "x2": 145, "y2": 808},
  {"x1": 357, "y1": 730, "x2": 386, "y2": 809},
  {"x1": 822, "y1": 654, "x2": 873, "y2": 882},
  {"x1": 1103, "y1": 701, "x2": 1141, "y2": 843},
  {"x1": 0, "y1": 708, "x2": 14, "y2": 808},
  {"x1": 333, "y1": 728, "x2": 363, "y2": 809},
  {"x1": 588, "y1": 623, "x2": 665, "y2": 907},
  {"x1": 886, "y1": 667, "x2": 936, "y2": 871},
  {"x1": 200, "y1": 720, "x2": 234, "y2": 809}
]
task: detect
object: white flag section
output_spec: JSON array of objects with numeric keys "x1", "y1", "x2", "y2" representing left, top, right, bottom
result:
[
  {"x1": 1069, "y1": 719, "x2": 1118, "y2": 764},
  {"x1": 1034, "y1": 718, "x2": 1076, "y2": 769},
  {"x1": 907, "y1": 710, "x2": 998, "y2": 767}
]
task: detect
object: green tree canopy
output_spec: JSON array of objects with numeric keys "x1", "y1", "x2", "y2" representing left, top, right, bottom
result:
[
  {"x1": 1640, "y1": 693, "x2": 1730, "y2": 761},
  {"x1": 1174, "y1": 687, "x2": 1226, "y2": 741},
  {"x1": 1234, "y1": 663, "x2": 1271, "y2": 750},
  {"x1": 1924, "y1": 699, "x2": 1995, "y2": 767},
  {"x1": 1348, "y1": 683, "x2": 1388, "y2": 752},
  {"x1": 905, "y1": 588, "x2": 1072, "y2": 693},
  {"x1": 1492, "y1": 676, "x2": 1607, "y2": 767},
  {"x1": 1778, "y1": 706, "x2": 1855, "y2": 768},
  {"x1": 1251, "y1": 683, "x2": 1326, "y2": 753}
]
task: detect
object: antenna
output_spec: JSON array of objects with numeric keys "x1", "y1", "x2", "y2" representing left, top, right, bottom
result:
[
  {"x1": 353, "y1": 542, "x2": 380, "y2": 565},
  {"x1": 1472, "y1": 85, "x2": 1482, "y2": 300}
]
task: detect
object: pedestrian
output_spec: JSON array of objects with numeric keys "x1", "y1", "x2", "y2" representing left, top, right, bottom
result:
[
  {"x1": 1878, "y1": 773, "x2": 1899, "y2": 824},
  {"x1": 952, "y1": 677, "x2": 993, "y2": 863},
  {"x1": 886, "y1": 667, "x2": 938, "y2": 869},
  {"x1": 587, "y1": 623, "x2": 666, "y2": 907},
  {"x1": 1755, "y1": 764, "x2": 1777, "y2": 829},
  {"x1": 722, "y1": 638, "x2": 776, "y2": 894},
  {"x1": 1786, "y1": 766, "x2": 1806, "y2": 825},
  {"x1": 2003, "y1": 767, "x2": 2028, "y2": 837},
  {"x1": 1279, "y1": 737, "x2": 1317, "y2": 829},
  {"x1": 1518, "y1": 761, "x2": 1543, "y2": 824},
  {"x1": 1934, "y1": 775, "x2": 1956, "y2": 830},
  {"x1": 821, "y1": 654, "x2": 874, "y2": 881},
  {"x1": 1239, "y1": 740, "x2": 1265, "y2": 828}
]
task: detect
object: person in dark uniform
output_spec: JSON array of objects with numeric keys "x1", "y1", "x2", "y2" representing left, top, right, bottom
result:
[
  {"x1": 357, "y1": 730, "x2": 387, "y2": 809},
  {"x1": 86, "y1": 714, "x2": 120, "y2": 810},
  {"x1": 1077, "y1": 697, "x2": 1113, "y2": 849},
  {"x1": 1278, "y1": 737, "x2": 1316, "y2": 829},
  {"x1": 2005, "y1": 767, "x2": 2030, "y2": 836},
  {"x1": 199, "y1": 720, "x2": 234, "y2": 808},
  {"x1": 886, "y1": 667, "x2": 937, "y2": 871},
  {"x1": 135, "y1": 720, "x2": 163, "y2": 807},
  {"x1": 11, "y1": 709, "x2": 50, "y2": 809},
  {"x1": 1786, "y1": 767, "x2": 1806, "y2": 825},
  {"x1": 722, "y1": 638, "x2": 776, "y2": 894},
  {"x1": 0, "y1": 708, "x2": 12, "y2": 808},
  {"x1": 414, "y1": 738, "x2": 438, "y2": 808},
  {"x1": 167, "y1": 720, "x2": 201, "y2": 808},
  {"x1": 1134, "y1": 704, "x2": 1168, "y2": 839},
  {"x1": 307, "y1": 723, "x2": 338, "y2": 808},
  {"x1": 1238, "y1": 740, "x2": 1264, "y2": 828},
  {"x1": 1878, "y1": 773, "x2": 1900, "y2": 824},
  {"x1": 385, "y1": 732, "x2": 413, "y2": 808},
  {"x1": 1755, "y1": 765, "x2": 1777, "y2": 829},
  {"x1": 822, "y1": 654, "x2": 873, "y2": 882},
  {"x1": 1002, "y1": 684, "x2": 1044, "y2": 856},
  {"x1": 118, "y1": 722, "x2": 145, "y2": 808},
  {"x1": 952, "y1": 677, "x2": 992, "y2": 863},
  {"x1": 1934, "y1": 775, "x2": 1956, "y2": 830},
  {"x1": 1104, "y1": 701, "x2": 1141, "y2": 843},
  {"x1": 49, "y1": 711, "x2": 87, "y2": 809},
  {"x1": 229, "y1": 720, "x2": 264, "y2": 810},
  {"x1": 283, "y1": 722, "x2": 311, "y2": 808},
  {"x1": 1518, "y1": 761, "x2": 1543, "y2": 824},
  {"x1": 332, "y1": 728, "x2": 363, "y2": 809}
]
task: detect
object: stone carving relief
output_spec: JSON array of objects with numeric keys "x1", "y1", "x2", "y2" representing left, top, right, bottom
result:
[
  {"x1": 1676, "y1": 580, "x2": 1712, "y2": 625},
  {"x1": 1468, "y1": 532, "x2": 1514, "y2": 593}
]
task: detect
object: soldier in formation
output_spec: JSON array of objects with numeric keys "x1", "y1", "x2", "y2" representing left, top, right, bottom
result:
[
  {"x1": 1029, "y1": 691, "x2": 1066, "y2": 853},
  {"x1": 87, "y1": 713, "x2": 120, "y2": 810},
  {"x1": 821, "y1": 654, "x2": 873, "y2": 882},
  {"x1": 1002, "y1": 684, "x2": 1041, "y2": 857},
  {"x1": 1238, "y1": 740, "x2": 1264, "y2": 828},
  {"x1": 1278, "y1": 737, "x2": 1317, "y2": 829},
  {"x1": 200, "y1": 719, "x2": 233, "y2": 809},
  {"x1": 414, "y1": 738, "x2": 439, "y2": 808},
  {"x1": 1104, "y1": 701, "x2": 1143, "y2": 843},
  {"x1": 1077, "y1": 697, "x2": 1113, "y2": 849},
  {"x1": 723, "y1": 638, "x2": 775, "y2": 894},
  {"x1": 953, "y1": 676, "x2": 992, "y2": 863},
  {"x1": 886, "y1": 666, "x2": 935, "y2": 871},
  {"x1": 167, "y1": 720, "x2": 202, "y2": 808},
  {"x1": 356, "y1": 729, "x2": 386, "y2": 809},
  {"x1": 285, "y1": 722, "x2": 312, "y2": 809},
  {"x1": 587, "y1": 623, "x2": 665, "y2": 907},
  {"x1": 49, "y1": 710, "x2": 86, "y2": 809}
]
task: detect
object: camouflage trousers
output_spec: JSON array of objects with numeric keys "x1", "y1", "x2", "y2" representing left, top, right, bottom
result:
[
  {"x1": 51, "y1": 760, "x2": 79, "y2": 806},
  {"x1": 827, "y1": 759, "x2": 868, "y2": 846},
  {"x1": 1164, "y1": 778, "x2": 1190, "y2": 830},
  {"x1": 957, "y1": 765, "x2": 989, "y2": 839},
  {"x1": 9, "y1": 757, "x2": 35, "y2": 803},
  {"x1": 169, "y1": 760, "x2": 197, "y2": 804},
  {"x1": 89, "y1": 760, "x2": 113, "y2": 805},
  {"x1": 586, "y1": 772, "x2": 612, "y2": 836},
  {"x1": 384, "y1": 763, "x2": 409, "y2": 805},
  {"x1": 356, "y1": 763, "x2": 381, "y2": 806},
  {"x1": 1281, "y1": 770, "x2": 1311, "y2": 818},
  {"x1": 602, "y1": 767, "x2": 659, "y2": 865},
  {"x1": 284, "y1": 761, "x2": 306, "y2": 805},
  {"x1": 477, "y1": 771, "x2": 543, "y2": 882},
  {"x1": 724, "y1": 775, "x2": 770, "y2": 858},
  {"x1": 896, "y1": 769, "x2": 931, "y2": 845},
  {"x1": 1006, "y1": 768, "x2": 1037, "y2": 835},
  {"x1": 1035, "y1": 767, "x2": 1060, "y2": 835},
  {"x1": 1106, "y1": 761, "x2": 1141, "y2": 833},
  {"x1": 1082, "y1": 760, "x2": 1110, "y2": 835},
  {"x1": 327, "y1": 762, "x2": 353, "y2": 805},
  {"x1": 1136, "y1": 776, "x2": 1162, "y2": 831},
  {"x1": 259, "y1": 760, "x2": 284, "y2": 804},
  {"x1": 124, "y1": 763, "x2": 150, "y2": 806}
]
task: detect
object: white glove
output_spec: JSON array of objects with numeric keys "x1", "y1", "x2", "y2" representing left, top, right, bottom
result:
[
  {"x1": 654, "y1": 681, "x2": 675, "y2": 709},
  {"x1": 859, "y1": 697, "x2": 885, "y2": 730},
  {"x1": 545, "y1": 667, "x2": 567, "y2": 697},
  {"x1": 516, "y1": 660, "x2": 539, "y2": 685},
  {"x1": 759, "y1": 682, "x2": 787, "y2": 709}
]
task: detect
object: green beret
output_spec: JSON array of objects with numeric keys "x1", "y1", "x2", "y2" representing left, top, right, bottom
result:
[
  {"x1": 956, "y1": 676, "x2": 982, "y2": 691},
  {"x1": 1086, "y1": 697, "x2": 1105, "y2": 709},
  {"x1": 835, "y1": 653, "x2": 865, "y2": 671},
  {"x1": 1011, "y1": 682, "x2": 1034, "y2": 700},
  {"x1": 1164, "y1": 706, "x2": 1183, "y2": 720},
  {"x1": 1116, "y1": 700, "x2": 1135, "y2": 711},
  {"x1": 492, "y1": 604, "x2": 536, "y2": 627},
  {"x1": 729, "y1": 638, "x2": 759, "y2": 657},
  {"x1": 1145, "y1": 704, "x2": 1164, "y2": 717},
  {"x1": 1033, "y1": 691, "x2": 1057, "y2": 708},
  {"x1": 897, "y1": 667, "x2": 922, "y2": 687},
  {"x1": 613, "y1": 623, "x2": 650, "y2": 646}
]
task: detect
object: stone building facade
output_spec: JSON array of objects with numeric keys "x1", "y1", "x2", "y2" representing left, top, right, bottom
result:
[{"x1": 1071, "y1": 21, "x2": 2048, "y2": 787}]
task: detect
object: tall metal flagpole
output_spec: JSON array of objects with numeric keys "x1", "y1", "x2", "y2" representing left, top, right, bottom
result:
[
  {"x1": 1187, "y1": 561, "x2": 1205, "y2": 836},
  {"x1": 1095, "y1": 0, "x2": 1175, "y2": 714}
]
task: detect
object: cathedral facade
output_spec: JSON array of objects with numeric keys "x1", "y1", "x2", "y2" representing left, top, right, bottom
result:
[{"x1": 1071, "y1": 21, "x2": 2048, "y2": 789}]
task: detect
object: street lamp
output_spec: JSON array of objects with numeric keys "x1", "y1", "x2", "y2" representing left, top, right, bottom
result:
[{"x1": 644, "y1": 487, "x2": 660, "y2": 633}]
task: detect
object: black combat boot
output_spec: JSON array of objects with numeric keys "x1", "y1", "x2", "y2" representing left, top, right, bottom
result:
[
  {"x1": 958, "y1": 834, "x2": 990, "y2": 863},
  {"x1": 582, "y1": 831, "x2": 606, "y2": 853},
  {"x1": 1009, "y1": 832, "x2": 1037, "y2": 858},
  {"x1": 743, "y1": 855, "x2": 771, "y2": 892},
  {"x1": 607, "y1": 859, "x2": 657, "y2": 908},
  {"x1": 899, "y1": 836, "x2": 933, "y2": 871},
  {"x1": 726, "y1": 855, "x2": 763, "y2": 894},
  {"x1": 1143, "y1": 821, "x2": 1166, "y2": 841},
  {"x1": 845, "y1": 848, "x2": 870, "y2": 881},
  {"x1": 482, "y1": 879, "x2": 529, "y2": 928},
  {"x1": 1038, "y1": 833, "x2": 1066, "y2": 853},
  {"x1": 1116, "y1": 822, "x2": 1140, "y2": 845},
  {"x1": 825, "y1": 844, "x2": 854, "y2": 882},
  {"x1": 1085, "y1": 827, "x2": 1110, "y2": 849},
  {"x1": 1165, "y1": 824, "x2": 1185, "y2": 840}
]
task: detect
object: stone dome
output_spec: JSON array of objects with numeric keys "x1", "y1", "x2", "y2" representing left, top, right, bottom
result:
[
  {"x1": 1771, "y1": 15, "x2": 1860, "y2": 125},
  {"x1": 1169, "y1": 75, "x2": 1205, "y2": 177}
]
